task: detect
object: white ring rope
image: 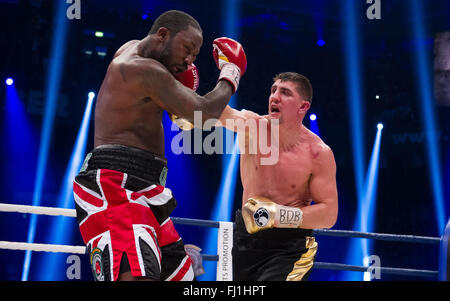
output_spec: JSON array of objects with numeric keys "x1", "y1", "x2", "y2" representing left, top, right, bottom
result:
[
  {"x1": 0, "y1": 203, "x2": 76, "y2": 217},
  {"x1": 0, "y1": 203, "x2": 443, "y2": 279},
  {"x1": 0, "y1": 241, "x2": 86, "y2": 254},
  {"x1": 0, "y1": 203, "x2": 228, "y2": 257},
  {"x1": 0, "y1": 203, "x2": 80, "y2": 254},
  {"x1": 0, "y1": 202, "x2": 441, "y2": 251}
]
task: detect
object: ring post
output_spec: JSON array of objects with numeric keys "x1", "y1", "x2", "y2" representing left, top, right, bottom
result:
[{"x1": 439, "y1": 218, "x2": 450, "y2": 281}]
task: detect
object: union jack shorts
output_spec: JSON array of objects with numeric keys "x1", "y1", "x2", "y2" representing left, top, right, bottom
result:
[{"x1": 72, "y1": 145, "x2": 194, "y2": 281}]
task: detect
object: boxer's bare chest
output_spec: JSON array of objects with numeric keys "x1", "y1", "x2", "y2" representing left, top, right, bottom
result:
[
  {"x1": 240, "y1": 142, "x2": 314, "y2": 207},
  {"x1": 94, "y1": 69, "x2": 165, "y2": 155}
]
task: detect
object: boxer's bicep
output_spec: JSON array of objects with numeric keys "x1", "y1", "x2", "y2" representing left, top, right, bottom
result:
[
  {"x1": 137, "y1": 62, "x2": 202, "y2": 119},
  {"x1": 308, "y1": 147, "x2": 338, "y2": 227},
  {"x1": 137, "y1": 60, "x2": 234, "y2": 122},
  {"x1": 117, "y1": 59, "x2": 180, "y2": 112}
]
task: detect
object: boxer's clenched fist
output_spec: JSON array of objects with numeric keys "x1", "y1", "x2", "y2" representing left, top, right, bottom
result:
[
  {"x1": 242, "y1": 196, "x2": 303, "y2": 234},
  {"x1": 175, "y1": 63, "x2": 200, "y2": 91},
  {"x1": 212, "y1": 37, "x2": 247, "y2": 93},
  {"x1": 170, "y1": 64, "x2": 200, "y2": 130}
]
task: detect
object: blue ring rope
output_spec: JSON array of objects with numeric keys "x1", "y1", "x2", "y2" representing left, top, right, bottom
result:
[
  {"x1": 313, "y1": 229, "x2": 440, "y2": 244},
  {"x1": 172, "y1": 217, "x2": 220, "y2": 228},
  {"x1": 171, "y1": 217, "x2": 440, "y2": 244},
  {"x1": 312, "y1": 262, "x2": 438, "y2": 278},
  {"x1": 172, "y1": 217, "x2": 440, "y2": 278},
  {"x1": 199, "y1": 256, "x2": 438, "y2": 278}
]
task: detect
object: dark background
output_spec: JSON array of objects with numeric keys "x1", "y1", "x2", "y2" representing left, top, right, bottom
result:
[{"x1": 0, "y1": 0, "x2": 449, "y2": 281}]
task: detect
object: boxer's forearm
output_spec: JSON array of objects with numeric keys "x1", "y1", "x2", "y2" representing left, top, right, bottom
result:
[
  {"x1": 200, "y1": 81, "x2": 234, "y2": 122},
  {"x1": 215, "y1": 105, "x2": 240, "y2": 131},
  {"x1": 299, "y1": 202, "x2": 337, "y2": 229}
]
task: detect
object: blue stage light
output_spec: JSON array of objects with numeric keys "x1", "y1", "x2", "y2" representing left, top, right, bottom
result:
[
  {"x1": 200, "y1": 134, "x2": 240, "y2": 281},
  {"x1": 346, "y1": 126, "x2": 383, "y2": 281},
  {"x1": 342, "y1": 0, "x2": 365, "y2": 205},
  {"x1": 361, "y1": 126, "x2": 383, "y2": 262},
  {"x1": 22, "y1": 0, "x2": 69, "y2": 281},
  {"x1": 410, "y1": 0, "x2": 446, "y2": 233},
  {"x1": 39, "y1": 92, "x2": 95, "y2": 280},
  {"x1": 4, "y1": 80, "x2": 37, "y2": 194},
  {"x1": 201, "y1": 0, "x2": 242, "y2": 281},
  {"x1": 377, "y1": 123, "x2": 383, "y2": 130},
  {"x1": 5, "y1": 78, "x2": 13, "y2": 86},
  {"x1": 341, "y1": 0, "x2": 366, "y2": 281},
  {"x1": 309, "y1": 114, "x2": 320, "y2": 136},
  {"x1": 310, "y1": 0, "x2": 325, "y2": 49}
]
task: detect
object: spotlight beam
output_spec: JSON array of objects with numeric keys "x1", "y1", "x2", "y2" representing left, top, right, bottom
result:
[
  {"x1": 202, "y1": 0, "x2": 241, "y2": 280},
  {"x1": 342, "y1": 0, "x2": 366, "y2": 203},
  {"x1": 360, "y1": 126, "x2": 383, "y2": 260},
  {"x1": 21, "y1": 0, "x2": 69, "y2": 281},
  {"x1": 341, "y1": 0, "x2": 370, "y2": 280},
  {"x1": 202, "y1": 134, "x2": 240, "y2": 280},
  {"x1": 410, "y1": 0, "x2": 446, "y2": 232},
  {"x1": 40, "y1": 94, "x2": 95, "y2": 280},
  {"x1": 346, "y1": 126, "x2": 383, "y2": 281}
]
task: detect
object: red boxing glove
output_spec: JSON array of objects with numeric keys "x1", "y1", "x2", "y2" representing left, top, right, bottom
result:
[
  {"x1": 174, "y1": 63, "x2": 200, "y2": 91},
  {"x1": 171, "y1": 64, "x2": 199, "y2": 131},
  {"x1": 212, "y1": 37, "x2": 247, "y2": 93}
]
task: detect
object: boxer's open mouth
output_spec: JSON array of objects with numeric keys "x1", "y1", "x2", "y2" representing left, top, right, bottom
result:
[{"x1": 270, "y1": 105, "x2": 280, "y2": 113}]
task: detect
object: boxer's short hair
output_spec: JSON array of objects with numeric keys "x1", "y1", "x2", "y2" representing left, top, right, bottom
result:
[
  {"x1": 149, "y1": 10, "x2": 202, "y2": 35},
  {"x1": 273, "y1": 72, "x2": 313, "y2": 104}
]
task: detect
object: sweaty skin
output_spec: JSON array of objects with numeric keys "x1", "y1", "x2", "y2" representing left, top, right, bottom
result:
[
  {"x1": 94, "y1": 26, "x2": 233, "y2": 156},
  {"x1": 218, "y1": 80, "x2": 338, "y2": 229}
]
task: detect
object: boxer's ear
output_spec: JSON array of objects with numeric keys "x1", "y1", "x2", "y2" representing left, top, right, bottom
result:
[
  {"x1": 297, "y1": 100, "x2": 310, "y2": 114},
  {"x1": 156, "y1": 27, "x2": 170, "y2": 42}
]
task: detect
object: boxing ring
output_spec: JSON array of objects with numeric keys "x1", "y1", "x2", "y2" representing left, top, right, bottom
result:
[{"x1": 0, "y1": 202, "x2": 448, "y2": 281}]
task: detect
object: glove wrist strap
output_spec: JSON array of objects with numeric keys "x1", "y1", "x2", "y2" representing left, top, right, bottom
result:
[
  {"x1": 274, "y1": 204, "x2": 303, "y2": 228},
  {"x1": 218, "y1": 63, "x2": 240, "y2": 93}
]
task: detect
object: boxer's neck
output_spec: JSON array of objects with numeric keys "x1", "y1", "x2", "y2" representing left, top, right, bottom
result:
[
  {"x1": 137, "y1": 35, "x2": 157, "y2": 59},
  {"x1": 278, "y1": 121, "x2": 307, "y2": 152}
]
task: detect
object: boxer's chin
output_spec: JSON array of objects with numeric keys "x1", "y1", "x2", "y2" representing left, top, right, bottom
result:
[
  {"x1": 268, "y1": 112, "x2": 281, "y2": 119},
  {"x1": 169, "y1": 65, "x2": 179, "y2": 76},
  {"x1": 170, "y1": 66, "x2": 187, "y2": 76}
]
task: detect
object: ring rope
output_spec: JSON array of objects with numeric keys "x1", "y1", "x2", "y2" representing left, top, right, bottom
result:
[
  {"x1": 313, "y1": 229, "x2": 440, "y2": 244},
  {"x1": 172, "y1": 217, "x2": 220, "y2": 228},
  {"x1": 0, "y1": 203, "x2": 441, "y2": 279},
  {"x1": 0, "y1": 203, "x2": 76, "y2": 217},
  {"x1": 0, "y1": 203, "x2": 441, "y2": 244},
  {"x1": 0, "y1": 241, "x2": 86, "y2": 254},
  {"x1": 313, "y1": 262, "x2": 438, "y2": 278},
  {"x1": 0, "y1": 240, "x2": 437, "y2": 278},
  {"x1": 0, "y1": 240, "x2": 219, "y2": 260}
]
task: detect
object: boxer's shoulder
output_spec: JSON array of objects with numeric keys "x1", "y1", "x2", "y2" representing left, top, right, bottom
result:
[
  {"x1": 309, "y1": 141, "x2": 335, "y2": 176},
  {"x1": 107, "y1": 53, "x2": 172, "y2": 95},
  {"x1": 109, "y1": 40, "x2": 165, "y2": 77},
  {"x1": 113, "y1": 40, "x2": 140, "y2": 59},
  {"x1": 302, "y1": 127, "x2": 333, "y2": 162}
]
